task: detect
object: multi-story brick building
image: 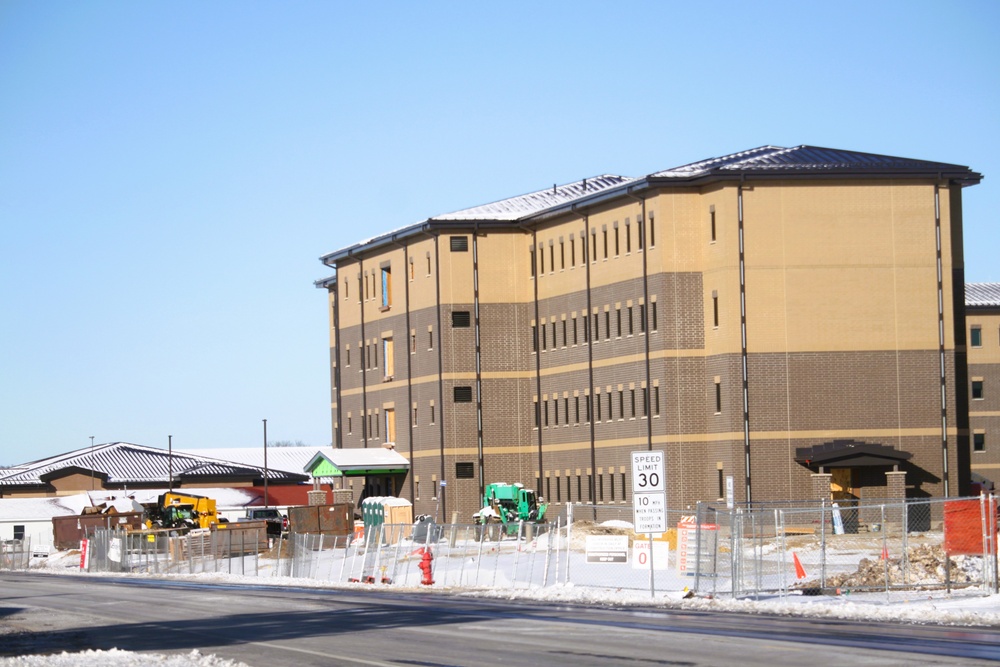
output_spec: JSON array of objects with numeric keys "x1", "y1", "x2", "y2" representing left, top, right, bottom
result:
[
  {"x1": 316, "y1": 145, "x2": 982, "y2": 521},
  {"x1": 967, "y1": 283, "x2": 1000, "y2": 493}
]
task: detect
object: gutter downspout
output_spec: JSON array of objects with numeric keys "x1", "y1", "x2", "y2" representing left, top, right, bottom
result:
[
  {"x1": 526, "y1": 226, "x2": 544, "y2": 492},
  {"x1": 626, "y1": 191, "x2": 654, "y2": 453},
  {"x1": 738, "y1": 184, "x2": 752, "y2": 504},
  {"x1": 432, "y1": 233, "x2": 447, "y2": 519},
  {"x1": 579, "y1": 211, "x2": 597, "y2": 501},
  {"x1": 472, "y1": 224, "x2": 485, "y2": 500},
  {"x1": 332, "y1": 274, "x2": 343, "y2": 449},
  {"x1": 934, "y1": 184, "x2": 950, "y2": 497}
]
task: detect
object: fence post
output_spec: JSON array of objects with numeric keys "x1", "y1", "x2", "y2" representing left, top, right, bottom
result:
[
  {"x1": 820, "y1": 499, "x2": 827, "y2": 589},
  {"x1": 881, "y1": 504, "x2": 889, "y2": 601},
  {"x1": 777, "y1": 509, "x2": 786, "y2": 598},
  {"x1": 565, "y1": 504, "x2": 573, "y2": 584},
  {"x1": 512, "y1": 521, "x2": 523, "y2": 590}
]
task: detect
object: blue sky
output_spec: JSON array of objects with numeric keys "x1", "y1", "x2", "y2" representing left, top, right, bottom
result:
[{"x1": 1, "y1": 1, "x2": 998, "y2": 466}]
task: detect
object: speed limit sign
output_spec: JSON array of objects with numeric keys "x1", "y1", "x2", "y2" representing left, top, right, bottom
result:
[{"x1": 631, "y1": 451, "x2": 666, "y2": 534}]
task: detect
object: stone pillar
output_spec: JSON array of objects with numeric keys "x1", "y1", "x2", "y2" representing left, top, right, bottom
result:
[
  {"x1": 308, "y1": 489, "x2": 329, "y2": 506},
  {"x1": 811, "y1": 473, "x2": 832, "y2": 500},
  {"x1": 333, "y1": 488, "x2": 354, "y2": 505},
  {"x1": 885, "y1": 470, "x2": 907, "y2": 528}
]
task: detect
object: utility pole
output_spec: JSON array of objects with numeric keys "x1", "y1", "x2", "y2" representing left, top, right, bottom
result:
[
  {"x1": 168, "y1": 435, "x2": 173, "y2": 493},
  {"x1": 263, "y1": 419, "x2": 269, "y2": 508}
]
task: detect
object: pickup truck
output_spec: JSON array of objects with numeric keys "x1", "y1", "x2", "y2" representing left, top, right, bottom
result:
[{"x1": 240, "y1": 508, "x2": 288, "y2": 537}]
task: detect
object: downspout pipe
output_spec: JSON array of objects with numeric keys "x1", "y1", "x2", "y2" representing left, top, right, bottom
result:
[{"x1": 625, "y1": 192, "x2": 654, "y2": 453}]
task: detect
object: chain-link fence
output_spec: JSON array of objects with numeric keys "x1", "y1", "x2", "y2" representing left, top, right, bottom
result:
[
  {"x1": 566, "y1": 495, "x2": 999, "y2": 602},
  {"x1": 84, "y1": 526, "x2": 265, "y2": 576},
  {"x1": 72, "y1": 495, "x2": 999, "y2": 606},
  {"x1": 0, "y1": 538, "x2": 31, "y2": 570}
]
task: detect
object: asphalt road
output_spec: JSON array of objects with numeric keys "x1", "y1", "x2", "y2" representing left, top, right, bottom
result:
[{"x1": 2, "y1": 573, "x2": 999, "y2": 666}]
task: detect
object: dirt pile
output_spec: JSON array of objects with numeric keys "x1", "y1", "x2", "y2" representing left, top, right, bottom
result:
[{"x1": 807, "y1": 544, "x2": 985, "y2": 589}]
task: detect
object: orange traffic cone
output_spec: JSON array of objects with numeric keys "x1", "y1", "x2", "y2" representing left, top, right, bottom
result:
[
  {"x1": 880, "y1": 546, "x2": 889, "y2": 560},
  {"x1": 793, "y1": 552, "x2": 807, "y2": 579}
]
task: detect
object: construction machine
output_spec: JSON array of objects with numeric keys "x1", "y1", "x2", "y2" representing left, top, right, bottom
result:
[
  {"x1": 472, "y1": 483, "x2": 547, "y2": 538},
  {"x1": 145, "y1": 492, "x2": 220, "y2": 530}
]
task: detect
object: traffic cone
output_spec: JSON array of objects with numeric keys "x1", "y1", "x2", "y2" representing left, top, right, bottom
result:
[
  {"x1": 880, "y1": 546, "x2": 889, "y2": 560},
  {"x1": 793, "y1": 552, "x2": 807, "y2": 579}
]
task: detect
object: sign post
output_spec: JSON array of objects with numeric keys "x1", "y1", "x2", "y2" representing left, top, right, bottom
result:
[{"x1": 631, "y1": 450, "x2": 666, "y2": 597}]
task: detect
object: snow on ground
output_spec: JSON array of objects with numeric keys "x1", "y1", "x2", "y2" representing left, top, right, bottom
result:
[{"x1": 0, "y1": 649, "x2": 250, "y2": 667}]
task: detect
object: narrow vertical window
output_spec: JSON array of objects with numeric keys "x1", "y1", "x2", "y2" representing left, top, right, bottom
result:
[
  {"x1": 540, "y1": 323, "x2": 547, "y2": 351},
  {"x1": 654, "y1": 386, "x2": 661, "y2": 416},
  {"x1": 625, "y1": 220, "x2": 631, "y2": 253},
  {"x1": 428, "y1": 328, "x2": 434, "y2": 350},
  {"x1": 710, "y1": 206, "x2": 717, "y2": 242},
  {"x1": 715, "y1": 380, "x2": 722, "y2": 413},
  {"x1": 347, "y1": 415, "x2": 352, "y2": 435},
  {"x1": 562, "y1": 319, "x2": 567, "y2": 347},
  {"x1": 606, "y1": 392, "x2": 613, "y2": 421},
  {"x1": 564, "y1": 397, "x2": 570, "y2": 425},
  {"x1": 560, "y1": 240, "x2": 565, "y2": 270},
  {"x1": 413, "y1": 406, "x2": 418, "y2": 427},
  {"x1": 570, "y1": 238, "x2": 576, "y2": 267},
  {"x1": 651, "y1": 301, "x2": 658, "y2": 331},
  {"x1": 534, "y1": 399, "x2": 540, "y2": 428},
  {"x1": 593, "y1": 313, "x2": 599, "y2": 342},
  {"x1": 430, "y1": 404, "x2": 435, "y2": 424},
  {"x1": 602, "y1": 229, "x2": 608, "y2": 259},
  {"x1": 618, "y1": 390, "x2": 624, "y2": 420},
  {"x1": 574, "y1": 396, "x2": 580, "y2": 424},
  {"x1": 614, "y1": 226, "x2": 620, "y2": 256},
  {"x1": 531, "y1": 325, "x2": 538, "y2": 353},
  {"x1": 540, "y1": 245, "x2": 545, "y2": 274},
  {"x1": 382, "y1": 337, "x2": 394, "y2": 379},
  {"x1": 551, "y1": 321, "x2": 557, "y2": 348},
  {"x1": 649, "y1": 213, "x2": 655, "y2": 247},
  {"x1": 583, "y1": 315, "x2": 590, "y2": 343},
  {"x1": 642, "y1": 387, "x2": 648, "y2": 417},
  {"x1": 410, "y1": 333, "x2": 416, "y2": 354},
  {"x1": 544, "y1": 400, "x2": 549, "y2": 427},
  {"x1": 549, "y1": 244, "x2": 554, "y2": 272},
  {"x1": 605, "y1": 311, "x2": 611, "y2": 340},
  {"x1": 409, "y1": 258, "x2": 415, "y2": 281},
  {"x1": 554, "y1": 398, "x2": 559, "y2": 426},
  {"x1": 344, "y1": 278, "x2": 349, "y2": 300},
  {"x1": 971, "y1": 326, "x2": 982, "y2": 347},
  {"x1": 384, "y1": 409, "x2": 396, "y2": 444},
  {"x1": 630, "y1": 389, "x2": 636, "y2": 418},
  {"x1": 637, "y1": 215, "x2": 644, "y2": 250},
  {"x1": 639, "y1": 304, "x2": 645, "y2": 333},
  {"x1": 530, "y1": 248, "x2": 536, "y2": 277},
  {"x1": 591, "y1": 231, "x2": 597, "y2": 262},
  {"x1": 599, "y1": 474, "x2": 604, "y2": 501},
  {"x1": 609, "y1": 471, "x2": 615, "y2": 501},
  {"x1": 616, "y1": 307, "x2": 622, "y2": 338},
  {"x1": 713, "y1": 293, "x2": 719, "y2": 328},
  {"x1": 595, "y1": 392, "x2": 601, "y2": 422},
  {"x1": 426, "y1": 255, "x2": 431, "y2": 276},
  {"x1": 572, "y1": 316, "x2": 578, "y2": 345},
  {"x1": 585, "y1": 394, "x2": 592, "y2": 422}
]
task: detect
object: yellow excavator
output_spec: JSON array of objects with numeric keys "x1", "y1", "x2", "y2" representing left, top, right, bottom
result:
[{"x1": 145, "y1": 492, "x2": 220, "y2": 530}]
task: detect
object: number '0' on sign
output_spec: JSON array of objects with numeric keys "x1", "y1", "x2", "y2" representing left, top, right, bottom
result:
[{"x1": 631, "y1": 451, "x2": 665, "y2": 493}]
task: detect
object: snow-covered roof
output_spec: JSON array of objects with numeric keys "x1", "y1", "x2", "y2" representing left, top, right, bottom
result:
[
  {"x1": 178, "y1": 447, "x2": 328, "y2": 476},
  {"x1": 966, "y1": 283, "x2": 1000, "y2": 308},
  {"x1": 0, "y1": 495, "x2": 81, "y2": 521},
  {"x1": 304, "y1": 448, "x2": 410, "y2": 475},
  {"x1": 0, "y1": 442, "x2": 309, "y2": 488}
]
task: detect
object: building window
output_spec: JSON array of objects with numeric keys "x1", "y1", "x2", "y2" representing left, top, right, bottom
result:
[
  {"x1": 562, "y1": 319, "x2": 568, "y2": 347},
  {"x1": 456, "y1": 462, "x2": 475, "y2": 478},
  {"x1": 582, "y1": 315, "x2": 589, "y2": 343},
  {"x1": 540, "y1": 323, "x2": 547, "y2": 351},
  {"x1": 592, "y1": 313, "x2": 599, "y2": 342},
  {"x1": 642, "y1": 387, "x2": 648, "y2": 417},
  {"x1": 614, "y1": 226, "x2": 620, "y2": 256},
  {"x1": 347, "y1": 415, "x2": 352, "y2": 435},
  {"x1": 409, "y1": 258, "x2": 415, "y2": 281},
  {"x1": 454, "y1": 386, "x2": 473, "y2": 402},
  {"x1": 715, "y1": 380, "x2": 723, "y2": 413},
  {"x1": 412, "y1": 406, "x2": 418, "y2": 427},
  {"x1": 452, "y1": 311, "x2": 471, "y2": 328},
  {"x1": 625, "y1": 220, "x2": 632, "y2": 253},
  {"x1": 616, "y1": 307, "x2": 622, "y2": 338},
  {"x1": 381, "y1": 266, "x2": 392, "y2": 308},
  {"x1": 428, "y1": 328, "x2": 434, "y2": 350},
  {"x1": 539, "y1": 244, "x2": 545, "y2": 274},
  {"x1": 551, "y1": 321, "x2": 557, "y2": 348},
  {"x1": 971, "y1": 327, "x2": 982, "y2": 348},
  {"x1": 609, "y1": 472, "x2": 615, "y2": 501},
  {"x1": 534, "y1": 399, "x2": 540, "y2": 428},
  {"x1": 627, "y1": 306, "x2": 634, "y2": 336},
  {"x1": 570, "y1": 238, "x2": 576, "y2": 267},
  {"x1": 544, "y1": 400, "x2": 549, "y2": 427},
  {"x1": 14, "y1": 525, "x2": 25, "y2": 541},
  {"x1": 430, "y1": 404, "x2": 435, "y2": 424},
  {"x1": 972, "y1": 380, "x2": 984, "y2": 400},
  {"x1": 574, "y1": 396, "x2": 580, "y2": 424},
  {"x1": 710, "y1": 206, "x2": 716, "y2": 242},
  {"x1": 344, "y1": 278, "x2": 349, "y2": 300},
  {"x1": 594, "y1": 393, "x2": 602, "y2": 422},
  {"x1": 564, "y1": 397, "x2": 570, "y2": 425},
  {"x1": 426, "y1": 255, "x2": 432, "y2": 276},
  {"x1": 450, "y1": 236, "x2": 469, "y2": 252},
  {"x1": 606, "y1": 392, "x2": 613, "y2": 421},
  {"x1": 554, "y1": 398, "x2": 559, "y2": 426},
  {"x1": 531, "y1": 325, "x2": 538, "y2": 353},
  {"x1": 637, "y1": 215, "x2": 644, "y2": 251},
  {"x1": 630, "y1": 389, "x2": 636, "y2": 418},
  {"x1": 974, "y1": 433, "x2": 986, "y2": 452},
  {"x1": 604, "y1": 311, "x2": 611, "y2": 341},
  {"x1": 602, "y1": 228, "x2": 608, "y2": 259},
  {"x1": 713, "y1": 293, "x2": 719, "y2": 328},
  {"x1": 651, "y1": 301, "x2": 658, "y2": 332},
  {"x1": 572, "y1": 316, "x2": 578, "y2": 345},
  {"x1": 382, "y1": 337, "x2": 394, "y2": 379},
  {"x1": 591, "y1": 231, "x2": 597, "y2": 262},
  {"x1": 654, "y1": 385, "x2": 660, "y2": 416},
  {"x1": 560, "y1": 240, "x2": 565, "y2": 270},
  {"x1": 618, "y1": 390, "x2": 625, "y2": 420},
  {"x1": 639, "y1": 304, "x2": 646, "y2": 333},
  {"x1": 649, "y1": 213, "x2": 655, "y2": 247},
  {"x1": 585, "y1": 394, "x2": 592, "y2": 423},
  {"x1": 384, "y1": 408, "x2": 396, "y2": 444},
  {"x1": 530, "y1": 247, "x2": 536, "y2": 277},
  {"x1": 410, "y1": 333, "x2": 416, "y2": 354},
  {"x1": 345, "y1": 346, "x2": 351, "y2": 367}
]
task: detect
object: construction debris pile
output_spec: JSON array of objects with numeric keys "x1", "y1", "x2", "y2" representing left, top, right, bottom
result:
[{"x1": 807, "y1": 544, "x2": 987, "y2": 589}]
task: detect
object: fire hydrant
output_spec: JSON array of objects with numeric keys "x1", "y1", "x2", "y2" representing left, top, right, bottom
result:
[{"x1": 418, "y1": 547, "x2": 434, "y2": 585}]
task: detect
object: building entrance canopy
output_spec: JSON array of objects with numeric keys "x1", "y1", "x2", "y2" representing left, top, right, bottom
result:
[
  {"x1": 304, "y1": 449, "x2": 410, "y2": 479},
  {"x1": 795, "y1": 439, "x2": 912, "y2": 471}
]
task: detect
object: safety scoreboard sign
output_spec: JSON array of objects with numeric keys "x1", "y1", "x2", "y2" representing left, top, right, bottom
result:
[{"x1": 631, "y1": 450, "x2": 666, "y2": 534}]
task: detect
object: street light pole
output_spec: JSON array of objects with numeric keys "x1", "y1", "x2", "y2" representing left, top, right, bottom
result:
[
  {"x1": 89, "y1": 436, "x2": 95, "y2": 490},
  {"x1": 262, "y1": 419, "x2": 269, "y2": 508},
  {"x1": 168, "y1": 435, "x2": 173, "y2": 493}
]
